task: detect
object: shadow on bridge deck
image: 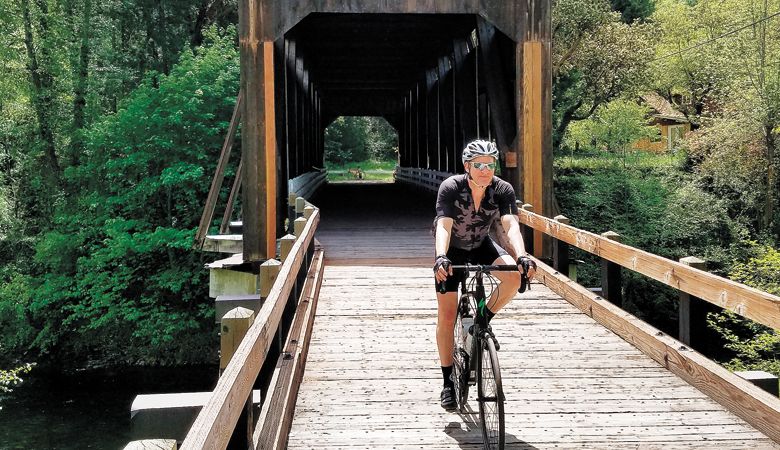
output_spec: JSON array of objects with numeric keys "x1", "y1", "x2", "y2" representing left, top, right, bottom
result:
[
  {"x1": 285, "y1": 180, "x2": 778, "y2": 449},
  {"x1": 312, "y1": 180, "x2": 435, "y2": 266}
]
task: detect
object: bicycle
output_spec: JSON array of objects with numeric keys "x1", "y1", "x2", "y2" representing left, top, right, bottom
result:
[{"x1": 447, "y1": 263, "x2": 522, "y2": 450}]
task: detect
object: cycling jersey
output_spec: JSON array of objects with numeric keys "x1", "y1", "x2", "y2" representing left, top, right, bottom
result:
[{"x1": 435, "y1": 173, "x2": 518, "y2": 251}]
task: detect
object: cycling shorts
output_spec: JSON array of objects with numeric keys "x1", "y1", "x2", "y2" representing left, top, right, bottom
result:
[{"x1": 436, "y1": 237, "x2": 508, "y2": 293}]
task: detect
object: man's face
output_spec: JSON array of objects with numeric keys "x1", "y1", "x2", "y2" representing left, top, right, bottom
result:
[{"x1": 465, "y1": 155, "x2": 497, "y2": 186}]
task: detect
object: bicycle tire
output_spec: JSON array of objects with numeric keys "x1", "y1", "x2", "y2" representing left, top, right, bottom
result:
[
  {"x1": 477, "y1": 335, "x2": 505, "y2": 449},
  {"x1": 452, "y1": 294, "x2": 474, "y2": 412}
]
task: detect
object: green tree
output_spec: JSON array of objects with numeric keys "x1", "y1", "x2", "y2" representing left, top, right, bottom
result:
[
  {"x1": 553, "y1": 0, "x2": 655, "y2": 151},
  {"x1": 17, "y1": 27, "x2": 239, "y2": 367},
  {"x1": 611, "y1": 0, "x2": 656, "y2": 23},
  {"x1": 567, "y1": 99, "x2": 659, "y2": 160}
]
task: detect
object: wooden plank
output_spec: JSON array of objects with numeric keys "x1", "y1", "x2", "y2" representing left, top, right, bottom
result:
[
  {"x1": 518, "y1": 209, "x2": 780, "y2": 330},
  {"x1": 532, "y1": 256, "x2": 780, "y2": 443},
  {"x1": 180, "y1": 209, "x2": 319, "y2": 450},
  {"x1": 256, "y1": 245, "x2": 325, "y2": 449}
]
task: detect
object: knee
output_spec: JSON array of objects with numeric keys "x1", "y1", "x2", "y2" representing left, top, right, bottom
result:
[
  {"x1": 503, "y1": 271, "x2": 522, "y2": 291},
  {"x1": 438, "y1": 309, "x2": 457, "y2": 325}
]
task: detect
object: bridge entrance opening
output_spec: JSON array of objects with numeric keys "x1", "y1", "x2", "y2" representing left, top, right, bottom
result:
[{"x1": 322, "y1": 116, "x2": 398, "y2": 182}]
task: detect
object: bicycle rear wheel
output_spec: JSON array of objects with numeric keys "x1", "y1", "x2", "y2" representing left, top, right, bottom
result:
[{"x1": 477, "y1": 335, "x2": 505, "y2": 449}]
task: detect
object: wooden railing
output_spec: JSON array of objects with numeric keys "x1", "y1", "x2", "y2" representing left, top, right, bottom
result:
[
  {"x1": 288, "y1": 169, "x2": 327, "y2": 202},
  {"x1": 181, "y1": 203, "x2": 322, "y2": 449},
  {"x1": 393, "y1": 166, "x2": 453, "y2": 192},
  {"x1": 517, "y1": 206, "x2": 780, "y2": 443},
  {"x1": 518, "y1": 207, "x2": 780, "y2": 331}
]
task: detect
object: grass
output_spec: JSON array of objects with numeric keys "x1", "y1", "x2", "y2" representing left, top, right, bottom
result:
[
  {"x1": 325, "y1": 159, "x2": 397, "y2": 182},
  {"x1": 555, "y1": 148, "x2": 685, "y2": 171}
]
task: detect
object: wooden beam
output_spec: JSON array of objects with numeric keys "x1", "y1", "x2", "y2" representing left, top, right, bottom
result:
[
  {"x1": 522, "y1": 40, "x2": 544, "y2": 258},
  {"x1": 518, "y1": 209, "x2": 780, "y2": 331},
  {"x1": 532, "y1": 256, "x2": 780, "y2": 444},
  {"x1": 194, "y1": 91, "x2": 242, "y2": 249},
  {"x1": 240, "y1": 0, "x2": 276, "y2": 261}
]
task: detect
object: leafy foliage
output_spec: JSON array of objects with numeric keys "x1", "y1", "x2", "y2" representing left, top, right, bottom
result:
[
  {"x1": 1, "y1": 27, "x2": 239, "y2": 368},
  {"x1": 566, "y1": 99, "x2": 659, "y2": 158},
  {"x1": 553, "y1": 0, "x2": 656, "y2": 151},
  {"x1": 324, "y1": 116, "x2": 397, "y2": 164},
  {"x1": 0, "y1": 362, "x2": 34, "y2": 395}
]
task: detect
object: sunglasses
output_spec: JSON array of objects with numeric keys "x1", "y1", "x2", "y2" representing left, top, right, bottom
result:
[{"x1": 470, "y1": 161, "x2": 497, "y2": 171}]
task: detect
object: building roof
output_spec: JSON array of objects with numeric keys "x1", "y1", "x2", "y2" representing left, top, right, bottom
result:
[{"x1": 641, "y1": 92, "x2": 689, "y2": 123}]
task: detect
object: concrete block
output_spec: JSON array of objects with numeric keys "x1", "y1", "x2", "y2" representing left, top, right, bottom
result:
[
  {"x1": 735, "y1": 370, "x2": 779, "y2": 396},
  {"x1": 202, "y1": 234, "x2": 243, "y2": 254},
  {"x1": 215, "y1": 294, "x2": 263, "y2": 324},
  {"x1": 130, "y1": 391, "x2": 262, "y2": 442},
  {"x1": 123, "y1": 440, "x2": 177, "y2": 450}
]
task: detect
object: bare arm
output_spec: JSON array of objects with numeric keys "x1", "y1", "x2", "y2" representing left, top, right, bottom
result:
[
  {"x1": 434, "y1": 217, "x2": 454, "y2": 283},
  {"x1": 435, "y1": 217, "x2": 454, "y2": 256},
  {"x1": 501, "y1": 214, "x2": 536, "y2": 279},
  {"x1": 500, "y1": 214, "x2": 525, "y2": 257}
]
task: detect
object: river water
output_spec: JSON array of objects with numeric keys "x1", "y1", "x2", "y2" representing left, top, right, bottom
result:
[{"x1": 0, "y1": 365, "x2": 217, "y2": 450}]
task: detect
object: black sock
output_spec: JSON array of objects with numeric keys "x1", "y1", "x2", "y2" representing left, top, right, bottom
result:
[
  {"x1": 485, "y1": 307, "x2": 496, "y2": 324},
  {"x1": 441, "y1": 365, "x2": 454, "y2": 387}
]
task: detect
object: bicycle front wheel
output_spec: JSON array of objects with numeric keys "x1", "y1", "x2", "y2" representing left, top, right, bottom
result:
[
  {"x1": 452, "y1": 309, "x2": 470, "y2": 411},
  {"x1": 477, "y1": 335, "x2": 505, "y2": 449}
]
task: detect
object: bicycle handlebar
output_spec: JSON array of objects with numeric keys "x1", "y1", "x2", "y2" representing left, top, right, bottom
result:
[
  {"x1": 436, "y1": 263, "x2": 533, "y2": 294},
  {"x1": 448, "y1": 264, "x2": 518, "y2": 271}
]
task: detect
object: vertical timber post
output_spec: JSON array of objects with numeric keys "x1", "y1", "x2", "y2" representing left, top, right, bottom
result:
[
  {"x1": 553, "y1": 215, "x2": 570, "y2": 275},
  {"x1": 518, "y1": 0, "x2": 552, "y2": 259},
  {"x1": 520, "y1": 203, "x2": 535, "y2": 256},
  {"x1": 239, "y1": 0, "x2": 276, "y2": 261},
  {"x1": 600, "y1": 231, "x2": 622, "y2": 307},
  {"x1": 678, "y1": 256, "x2": 708, "y2": 348}
]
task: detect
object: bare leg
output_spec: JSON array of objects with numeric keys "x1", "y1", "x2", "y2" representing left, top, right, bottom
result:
[
  {"x1": 436, "y1": 290, "x2": 458, "y2": 366},
  {"x1": 485, "y1": 254, "x2": 521, "y2": 313}
]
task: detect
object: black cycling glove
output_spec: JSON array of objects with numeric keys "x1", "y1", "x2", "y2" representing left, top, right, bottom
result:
[
  {"x1": 434, "y1": 255, "x2": 452, "y2": 293},
  {"x1": 434, "y1": 254, "x2": 451, "y2": 274},
  {"x1": 517, "y1": 255, "x2": 536, "y2": 293}
]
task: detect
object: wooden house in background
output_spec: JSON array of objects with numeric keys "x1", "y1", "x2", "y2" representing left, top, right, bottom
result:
[{"x1": 633, "y1": 92, "x2": 691, "y2": 152}]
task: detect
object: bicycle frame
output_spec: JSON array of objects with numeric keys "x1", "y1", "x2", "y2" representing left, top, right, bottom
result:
[{"x1": 453, "y1": 264, "x2": 516, "y2": 379}]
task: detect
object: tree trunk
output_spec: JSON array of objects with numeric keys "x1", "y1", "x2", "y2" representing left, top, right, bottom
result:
[
  {"x1": 763, "y1": 125, "x2": 776, "y2": 232},
  {"x1": 71, "y1": 0, "x2": 92, "y2": 166},
  {"x1": 21, "y1": 0, "x2": 60, "y2": 183}
]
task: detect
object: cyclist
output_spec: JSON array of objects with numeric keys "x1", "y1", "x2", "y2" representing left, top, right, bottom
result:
[{"x1": 433, "y1": 139, "x2": 536, "y2": 410}]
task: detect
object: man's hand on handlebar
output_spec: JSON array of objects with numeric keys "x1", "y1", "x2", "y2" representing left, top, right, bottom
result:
[
  {"x1": 517, "y1": 255, "x2": 537, "y2": 293},
  {"x1": 434, "y1": 254, "x2": 453, "y2": 283}
]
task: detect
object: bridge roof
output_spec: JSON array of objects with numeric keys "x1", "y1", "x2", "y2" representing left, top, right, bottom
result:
[{"x1": 292, "y1": 13, "x2": 478, "y2": 120}]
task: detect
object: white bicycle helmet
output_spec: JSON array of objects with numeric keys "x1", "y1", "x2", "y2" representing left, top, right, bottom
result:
[{"x1": 462, "y1": 139, "x2": 499, "y2": 164}]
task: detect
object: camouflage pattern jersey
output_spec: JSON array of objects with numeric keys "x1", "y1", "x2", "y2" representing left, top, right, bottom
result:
[{"x1": 434, "y1": 173, "x2": 518, "y2": 251}]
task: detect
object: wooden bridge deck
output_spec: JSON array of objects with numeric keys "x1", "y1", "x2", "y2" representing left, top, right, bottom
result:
[{"x1": 286, "y1": 182, "x2": 778, "y2": 449}]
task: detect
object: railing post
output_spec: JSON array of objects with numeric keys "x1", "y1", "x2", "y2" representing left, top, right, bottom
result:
[
  {"x1": 260, "y1": 259, "x2": 282, "y2": 351},
  {"x1": 295, "y1": 196, "x2": 306, "y2": 218},
  {"x1": 520, "y1": 203, "x2": 534, "y2": 256},
  {"x1": 220, "y1": 307, "x2": 254, "y2": 450},
  {"x1": 553, "y1": 215, "x2": 570, "y2": 276},
  {"x1": 287, "y1": 193, "x2": 297, "y2": 234},
  {"x1": 600, "y1": 231, "x2": 622, "y2": 307},
  {"x1": 678, "y1": 256, "x2": 707, "y2": 348}
]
